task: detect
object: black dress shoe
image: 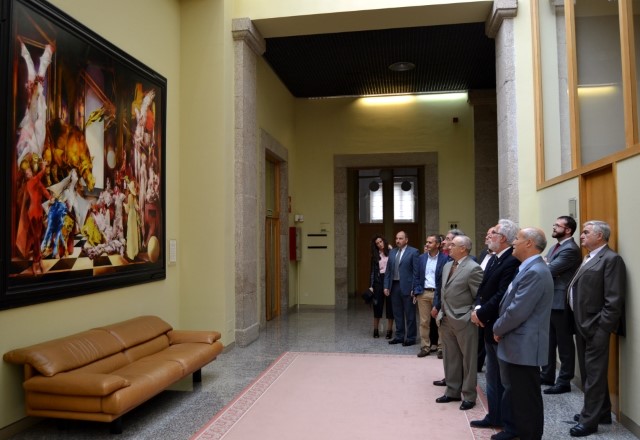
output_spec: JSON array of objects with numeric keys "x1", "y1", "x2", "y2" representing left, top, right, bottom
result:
[
  {"x1": 570, "y1": 423, "x2": 597, "y2": 437},
  {"x1": 459, "y1": 400, "x2": 475, "y2": 410},
  {"x1": 388, "y1": 339, "x2": 403, "y2": 345},
  {"x1": 539, "y1": 375, "x2": 554, "y2": 386},
  {"x1": 385, "y1": 330, "x2": 393, "y2": 339},
  {"x1": 491, "y1": 431, "x2": 518, "y2": 440},
  {"x1": 470, "y1": 417, "x2": 503, "y2": 428},
  {"x1": 573, "y1": 413, "x2": 612, "y2": 425},
  {"x1": 373, "y1": 329, "x2": 380, "y2": 338},
  {"x1": 433, "y1": 378, "x2": 446, "y2": 386},
  {"x1": 436, "y1": 395, "x2": 461, "y2": 403},
  {"x1": 402, "y1": 340, "x2": 415, "y2": 347},
  {"x1": 543, "y1": 384, "x2": 571, "y2": 394}
]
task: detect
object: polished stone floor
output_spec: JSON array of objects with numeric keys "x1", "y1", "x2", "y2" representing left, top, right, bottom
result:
[{"x1": 6, "y1": 299, "x2": 639, "y2": 439}]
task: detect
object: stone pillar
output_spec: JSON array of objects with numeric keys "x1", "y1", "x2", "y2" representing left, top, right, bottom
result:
[
  {"x1": 232, "y1": 18, "x2": 265, "y2": 346},
  {"x1": 486, "y1": 0, "x2": 519, "y2": 223},
  {"x1": 469, "y1": 90, "x2": 499, "y2": 251}
]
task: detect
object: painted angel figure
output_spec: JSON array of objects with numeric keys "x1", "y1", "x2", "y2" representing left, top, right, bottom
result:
[{"x1": 16, "y1": 43, "x2": 54, "y2": 167}]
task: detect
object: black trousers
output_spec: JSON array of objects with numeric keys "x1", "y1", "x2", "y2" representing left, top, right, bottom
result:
[
  {"x1": 500, "y1": 360, "x2": 544, "y2": 440},
  {"x1": 575, "y1": 327, "x2": 611, "y2": 428},
  {"x1": 541, "y1": 309, "x2": 575, "y2": 386}
]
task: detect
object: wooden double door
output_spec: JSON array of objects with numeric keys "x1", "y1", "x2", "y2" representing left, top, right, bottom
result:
[{"x1": 354, "y1": 167, "x2": 424, "y2": 295}]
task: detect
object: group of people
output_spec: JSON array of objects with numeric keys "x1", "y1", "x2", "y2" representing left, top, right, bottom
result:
[{"x1": 368, "y1": 218, "x2": 626, "y2": 439}]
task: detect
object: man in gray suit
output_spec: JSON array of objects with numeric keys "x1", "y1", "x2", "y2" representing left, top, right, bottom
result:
[
  {"x1": 568, "y1": 220, "x2": 626, "y2": 437},
  {"x1": 493, "y1": 227, "x2": 553, "y2": 440},
  {"x1": 384, "y1": 230, "x2": 420, "y2": 346},
  {"x1": 435, "y1": 235, "x2": 483, "y2": 410},
  {"x1": 541, "y1": 215, "x2": 581, "y2": 395}
]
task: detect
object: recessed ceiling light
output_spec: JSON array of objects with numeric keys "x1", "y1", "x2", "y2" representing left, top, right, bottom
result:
[{"x1": 388, "y1": 61, "x2": 415, "y2": 72}]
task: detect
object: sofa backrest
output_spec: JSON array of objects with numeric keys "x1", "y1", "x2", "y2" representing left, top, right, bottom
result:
[
  {"x1": 97, "y1": 315, "x2": 173, "y2": 349},
  {"x1": 3, "y1": 329, "x2": 124, "y2": 377},
  {"x1": 3, "y1": 316, "x2": 174, "y2": 377}
]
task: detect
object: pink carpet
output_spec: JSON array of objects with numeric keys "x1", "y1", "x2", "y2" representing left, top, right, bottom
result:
[{"x1": 192, "y1": 352, "x2": 496, "y2": 440}]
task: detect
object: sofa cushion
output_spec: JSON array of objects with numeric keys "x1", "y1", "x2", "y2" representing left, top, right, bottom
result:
[
  {"x1": 3, "y1": 329, "x2": 124, "y2": 377},
  {"x1": 97, "y1": 316, "x2": 172, "y2": 349},
  {"x1": 24, "y1": 372, "x2": 130, "y2": 396}
]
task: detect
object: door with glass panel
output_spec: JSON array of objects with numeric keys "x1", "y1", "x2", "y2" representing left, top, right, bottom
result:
[{"x1": 355, "y1": 168, "x2": 424, "y2": 295}]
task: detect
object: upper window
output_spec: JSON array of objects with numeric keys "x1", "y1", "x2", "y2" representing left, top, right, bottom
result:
[
  {"x1": 358, "y1": 169, "x2": 418, "y2": 224},
  {"x1": 534, "y1": 0, "x2": 640, "y2": 184}
]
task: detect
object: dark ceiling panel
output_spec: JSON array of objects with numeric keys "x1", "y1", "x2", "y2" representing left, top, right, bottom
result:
[{"x1": 263, "y1": 22, "x2": 495, "y2": 98}]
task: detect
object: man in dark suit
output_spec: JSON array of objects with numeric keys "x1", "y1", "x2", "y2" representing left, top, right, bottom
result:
[
  {"x1": 541, "y1": 215, "x2": 581, "y2": 395},
  {"x1": 435, "y1": 235, "x2": 483, "y2": 410},
  {"x1": 383, "y1": 230, "x2": 420, "y2": 346},
  {"x1": 469, "y1": 219, "x2": 520, "y2": 438},
  {"x1": 415, "y1": 234, "x2": 448, "y2": 357},
  {"x1": 493, "y1": 227, "x2": 554, "y2": 440},
  {"x1": 476, "y1": 226, "x2": 496, "y2": 372},
  {"x1": 568, "y1": 220, "x2": 626, "y2": 437}
]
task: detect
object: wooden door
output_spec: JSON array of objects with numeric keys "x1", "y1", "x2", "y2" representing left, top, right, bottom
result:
[
  {"x1": 265, "y1": 158, "x2": 280, "y2": 320},
  {"x1": 579, "y1": 165, "x2": 620, "y2": 416},
  {"x1": 355, "y1": 168, "x2": 424, "y2": 295}
]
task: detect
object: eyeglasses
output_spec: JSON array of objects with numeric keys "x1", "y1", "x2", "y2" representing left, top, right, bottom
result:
[{"x1": 552, "y1": 224, "x2": 566, "y2": 229}]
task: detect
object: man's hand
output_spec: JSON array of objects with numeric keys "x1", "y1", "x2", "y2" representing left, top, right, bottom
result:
[
  {"x1": 471, "y1": 310, "x2": 484, "y2": 327},
  {"x1": 431, "y1": 307, "x2": 438, "y2": 319},
  {"x1": 383, "y1": 288, "x2": 390, "y2": 297}
]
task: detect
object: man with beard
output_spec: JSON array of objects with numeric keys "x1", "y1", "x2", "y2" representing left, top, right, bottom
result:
[
  {"x1": 540, "y1": 216, "x2": 581, "y2": 395},
  {"x1": 470, "y1": 219, "x2": 520, "y2": 438}
]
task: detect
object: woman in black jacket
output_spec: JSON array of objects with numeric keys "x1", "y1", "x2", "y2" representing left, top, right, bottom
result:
[{"x1": 369, "y1": 235, "x2": 394, "y2": 339}]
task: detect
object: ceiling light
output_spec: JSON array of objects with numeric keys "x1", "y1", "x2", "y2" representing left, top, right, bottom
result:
[{"x1": 388, "y1": 61, "x2": 415, "y2": 72}]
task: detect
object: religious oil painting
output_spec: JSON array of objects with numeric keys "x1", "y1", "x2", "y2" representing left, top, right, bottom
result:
[{"x1": 1, "y1": 0, "x2": 166, "y2": 309}]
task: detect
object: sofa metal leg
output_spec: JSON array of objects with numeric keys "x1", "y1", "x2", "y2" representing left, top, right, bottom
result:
[
  {"x1": 193, "y1": 369, "x2": 202, "y2": 383},
  {"x1": 110, "y1": 417, "x2": 123, "y2": 434},
  {"x1": 56, "y1": 419, "x2": 70, "y2": 430}
]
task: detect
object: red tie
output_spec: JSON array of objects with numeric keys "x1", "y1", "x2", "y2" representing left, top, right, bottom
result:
[{"x1": 548, "y1": 243, "x2": 561, "y2": 258}]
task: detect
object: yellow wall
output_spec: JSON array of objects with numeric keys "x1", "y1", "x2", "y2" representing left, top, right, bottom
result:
[
  {"x1": 178, "y1": 0, "x2": 236, "y2": 340},
  {"x1": 615, "y1": 156, "x2": 640, "y2": 425},
  {"x1": 289, "y1": 95, "x2": 475, "y2": 304},
  {"x1": 0, "y1": 0, "x2": 185, "y2": 429}
]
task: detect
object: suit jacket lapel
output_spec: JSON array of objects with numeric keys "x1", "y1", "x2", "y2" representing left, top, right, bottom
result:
[{"x1": 500, "y1": 255, "x2": 541, "y2": 308}]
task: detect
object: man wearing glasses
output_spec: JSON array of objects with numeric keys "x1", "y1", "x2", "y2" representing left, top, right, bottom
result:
[
  {"x1": 540, "y1": 216, "x2": 581, "y2": 395},
  {"x1": 435, "y1": 235, "x2": 483, "y2": 410},
  {"x1": 470, "y1": 220, "x2": 521, "y2": 439}
]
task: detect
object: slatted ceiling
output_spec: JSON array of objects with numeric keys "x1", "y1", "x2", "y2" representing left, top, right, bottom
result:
[{"x1": 263, "y1": 22, "x2": 495, "y2": 98}]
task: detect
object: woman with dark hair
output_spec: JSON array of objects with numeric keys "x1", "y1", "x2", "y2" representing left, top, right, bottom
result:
[{"x1": 369, "y1": 235, "x2": 394, "y2": 339}]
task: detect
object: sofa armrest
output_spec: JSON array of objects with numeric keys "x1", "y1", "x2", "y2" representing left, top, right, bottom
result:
[
  {"x1": 167, "y1": 330, "x2": 221, "y2": 345},
  {"x1": 24, "y1": 372, "x2": 130, "y2": 396}
]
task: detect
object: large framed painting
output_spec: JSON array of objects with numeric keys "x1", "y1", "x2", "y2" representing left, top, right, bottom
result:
[{"x1": 0, "y1": 0, "x2": 166, "y2": 310}]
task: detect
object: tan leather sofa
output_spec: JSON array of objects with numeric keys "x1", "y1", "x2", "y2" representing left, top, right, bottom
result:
[{"x1": 3, "y1": 315, "x2": 223, "y2": 433}]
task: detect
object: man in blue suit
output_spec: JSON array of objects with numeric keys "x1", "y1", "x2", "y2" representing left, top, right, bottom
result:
[
  {"x1": 493, "y1": 227, "x2": 554, "y2": 440},
  {"x1": 414, "y1": 234, "x2": 448, "y2": 357},
  {"x1": 384, "y1": 230, "x2": 420, "y2": 346}
]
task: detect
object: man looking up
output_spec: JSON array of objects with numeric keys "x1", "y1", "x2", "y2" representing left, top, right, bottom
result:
[
  {"x1": 415, "y1": 234, "x2": 448, "y2": 357},
  {"x1": 384, "y1": 231, "x2": 420, "y2": 346},
  {"x1": 469, "y1": 219, "x2": 520, "y2": 438},
  {"x1": 493, "y1": 228, "x2": 554, "y2": 440},
  {"x1": 568, "y1": 220, "x2": 626, "y2": 437},
  {"x1": 541, "y1": 216, "x2": 581, "y2": 395},
  {"x1": 435, "y1": 235, "x2": 483, "y2": 410}
]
